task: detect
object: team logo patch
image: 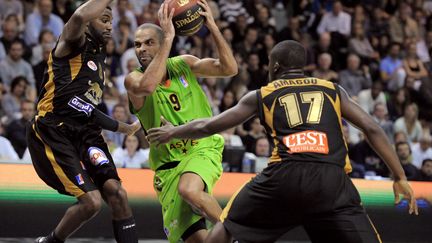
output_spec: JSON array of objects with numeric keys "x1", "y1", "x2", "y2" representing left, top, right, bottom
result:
[
  {"x1": 283, "y1": 130, "x2": 329, "y2": 154},
  {"x1": 68, "y1": 96, "x2": 94, "y2": 116},
  {"x1": 88, "y1": 147, "x2": 109, "y2": 166},
  {"x1": 75, "y1": 173, "x2": 85, "y2": 185},
  {"x1": 87, "y1": 60, "x2": 98, "y2": 71},
  {"x1": 179, "y1": 76, "x2": 188, "y2": 88}
]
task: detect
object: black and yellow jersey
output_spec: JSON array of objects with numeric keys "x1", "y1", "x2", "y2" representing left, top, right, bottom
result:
[
  {"x1": 257, "y1": 76, "x2": 351, "y2": 172},
  {"x1": 37, "y1": 36, "x2": 106, "y2": 124}
]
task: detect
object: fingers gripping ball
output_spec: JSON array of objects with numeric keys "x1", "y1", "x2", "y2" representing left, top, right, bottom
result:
[{"x1": 167, "y1": 0, "x2": 204, "y2": 36}]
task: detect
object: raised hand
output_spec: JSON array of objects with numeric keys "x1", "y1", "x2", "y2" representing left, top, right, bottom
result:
[
  {"x1": 158, "y1": 2, "x2": 175, "y2": 39},
  {"x1": 197, "y1": 0, "x2": 216, "y2": 27},
  {"x1": 147, "y1": 116, "x2": 175, "y2": 146}
]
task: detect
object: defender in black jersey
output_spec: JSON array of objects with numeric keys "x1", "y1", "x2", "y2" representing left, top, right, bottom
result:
[
  {"x1": 147, "y1": 40, "x2": 418, "y2": 243},
  {"x1": 27, "y1": 1, "x2": 139, "y2": 243}
]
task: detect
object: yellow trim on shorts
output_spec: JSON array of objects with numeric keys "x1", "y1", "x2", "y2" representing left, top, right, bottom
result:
[
  {"x1": 367, "y1": 214, "x2": 383, "y2": 243},
  {"x1": 32, "y1": 124, "x2": 85, "y2": 197},
  {"x1": 220, "y1": 181, "x2": 249, "y2": 222}
]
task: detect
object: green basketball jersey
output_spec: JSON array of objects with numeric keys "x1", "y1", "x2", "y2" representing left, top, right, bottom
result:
[{"x1": 131, "y1": 56, "x2": 222, "y2": 171}]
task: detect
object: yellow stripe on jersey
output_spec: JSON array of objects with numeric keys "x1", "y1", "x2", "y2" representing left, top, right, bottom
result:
[
  {"x1": 220, "y1": 181, "x2": 249, "y2": 222},
  {"x1": 37, "y1": 53, "x2": 55, "y2": 117},
  {"x1": 69, "y1": 54, "x2": 82, "y2": 81},
  {"x1": 324, "y1": 92, "x2": 352, "y2": 173},
  {"x1": 33, "y1": 123, "x2": 85, "y2": 197},
  {"x1": 262, "y1": 99, "x2": 282, "y2": 162}
]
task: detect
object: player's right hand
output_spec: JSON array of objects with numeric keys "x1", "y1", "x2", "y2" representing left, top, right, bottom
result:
[
  {"x1": 393, "y1": 179, "x2": 419, "y2": 215},
  {"x1": 147, "y1": 116, "x2": 175, "y2": 146},
  {"x1": 158, "y1": 2, "x2": 175, "y2": 39}
]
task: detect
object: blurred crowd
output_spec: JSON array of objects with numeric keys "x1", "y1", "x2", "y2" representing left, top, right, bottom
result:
[{"x1": 0, "y1": 0, "x2": 431, "y2": 181}]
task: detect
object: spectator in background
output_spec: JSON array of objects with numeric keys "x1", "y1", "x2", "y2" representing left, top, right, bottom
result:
[
  {"x1": 253, "y1": 136, "x2": 270, "y2": 158},
  {"x1": 30, "y1": 29, "x2": 54, "y2": 66},
  {"x1": 389, "y1": 3, "x2": 419, "y2": 44},
  {"x1": 411, "y1": 134, "x2": 432, "y2": 169},
  {"x1": 368, "y1": 7, "x2": 390, "y2": 38},
  {"x1": 0, "y1": 82, "x2": 6, "y2": 119},
  {"x1": 5, "y1": 99, "x2": 34, "y2": 158},
  {"x1": 1, "y1": 17, "x2": 31, "y2": 60},
  {"x1": 416, "y1": 159, "x2": 432, "y2": 181},
  {"x1": 219, "y1": 89, "x2": 237, "y2": 113},
  {"x1": 24, "y1": 0, "x2": 64, "y2": 46},
  {"x1": 312, "y1": 53, "x2": 338, "y2": 83},
  {"x1": 0, "y1": 0, "x2": 24, "y2": 25},
  {"x1": 112, "y1": 134, "x2": 149, "y2": 169},
  {"x1": 0, "y1": 41, "x2": 35, "y2": 90},
  {"x1": 251, "y1": 5, "x2": 276, "y2": 37},
  {"x1": 229, "y1": 14, "x2": 248, "y2": 46},
  {"x1": 103, "y1": 104, "x2": 131, "y2": 150},
  {"x1": 239, "y1": 117, "x2": 266, "y2": 153},
  {"x1": 317, "y1": 1, "x2": 351, "y2": 37},
  {"x1": 105, "y1": 38, "x2": 122, "y2": 80},
  {"x1": 114, "y1": 57, "x2": 139, "y2": 99},
  {"x1": 387, "y1": 88, "x2": 410, "y2": 121},
  {"x1": 52, "y1": 0, "x2": 74, "y2": 23},
  {"x1": 348, "y1": 23, "x2": 380, "y2": 64},
  {"x1": 235, "y1": 26, "x2": 260, "y2": 60},
  {"x1": 114, "y1": 18, "x2": 134, "y2": 54},
  {"x1": 372, "y1": 102, "x2": 394, "y2": 142},
  {"x1": 338, "y1": 53, "x2": 372, "y2": 97},
  {"x1": 395, "y1": 141, "x2": 419, "y2": 180},
  {"x1": 357, "y1": 81, "x2": 387, "y2": 114},
  {"x1": 394, "y1": 103, "x2": 423, "y2": 143},
  {"x1": 32, "y1": 43, "x2": 53, "y2": 94},
  {"x1": 2, "y1": 76, "x2": 31, "y2": 121},
  {"x1": 277, "y1": 16, "x2": 301, "y2": 42},
  {"x1": 258, "y1": 33, "x2": 275, "y2": 68},
  {"x1": 0, "y1": 120, "x2": 19, "y2": 161},
  {"x1": 380, "y1": 42, "x2": 406, "y2": 91},
  {"x1": 313, "y1": 32, "x2": 337, "y2": 69},
  {"x1": 220, "y1": 127, "x2": 243, "y2": 147},
  {"x1": 112, "y1": 0, "x2": 137, "y2": 36},
  {"x1": 246, "y1": 53, "x2": 267, "y2": 90},
  {"x1": 201, "y1": 77, "x2": 223, "y2": 115},
  {"x1": 219, "y1": 0, "x2": 251, "y2": 24},
  {"x1": 402, "y1": 42, "x2": 429, "y2": 82}
]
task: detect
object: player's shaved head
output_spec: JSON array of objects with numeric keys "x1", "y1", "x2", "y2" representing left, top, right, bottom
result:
[
  {"x1": 268, "y1": 40, "x2": 306, "y2": 81},
  {"x1": 136, "y1": 23, "x2": 164, "y2": 44}
]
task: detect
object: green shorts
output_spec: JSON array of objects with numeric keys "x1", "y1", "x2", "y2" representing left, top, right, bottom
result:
[{"x1": 153, "y1": 135, "x2": 224, "y2": 243}]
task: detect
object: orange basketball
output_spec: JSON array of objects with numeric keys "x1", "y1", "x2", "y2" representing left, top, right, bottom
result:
[{"x1": 166, "y1": 0, "x2": 205, "y2": 36}]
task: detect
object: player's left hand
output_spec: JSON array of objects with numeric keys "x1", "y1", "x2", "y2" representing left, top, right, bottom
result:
[
  {"x1": 126, "y1": 120, "x2": 141, "y2": 136},
  {"x1": 197, "y1": 0, "x2": 215, "y2": 27},
  {"x1": 393, "y1": 179, "x2": 419, "y2": 215},
  {"x1": 147, "y1": 116, "x2": 175, "y2": 146}
]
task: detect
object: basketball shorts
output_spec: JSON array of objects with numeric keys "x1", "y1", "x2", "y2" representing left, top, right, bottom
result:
[
  {"x1": 153, "y1": 135, "x2": 224, "y2": 243},
  {"x1": 27, "y1": 115, "x2": 120, "y2": 198},
  {"x1": 221, "y1": 161, "x2": 382, "y2": 243}
]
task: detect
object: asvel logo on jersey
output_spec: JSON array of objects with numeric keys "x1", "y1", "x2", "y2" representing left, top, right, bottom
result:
[
  {"x1": 179, "y1": 76, "x2": 188, "y2": 88},
  {"x1": 75, "y1": 173, "x2": 85, "y2": 185},
  {"x1": 87, "y1": 60, "x2": 98, "y2": 71},
  {"x1": 283, "y1": 130, "x2": 329, "y2": 154},
  {"x1": 68, "y1": 96, "x2": 94, "y2": 117},
  {"x1": 88, "y1": 147, "x2": 109, "y2": 166}
]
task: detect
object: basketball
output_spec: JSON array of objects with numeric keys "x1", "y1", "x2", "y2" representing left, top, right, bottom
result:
[{"x1": 167, "y1": 0, "x2": 205, "y2": 36}]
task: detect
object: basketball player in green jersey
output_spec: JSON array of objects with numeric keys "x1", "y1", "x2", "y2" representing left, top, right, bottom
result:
[{"x1": 125, "y1": 1, "x2": 237, "y2": 243}]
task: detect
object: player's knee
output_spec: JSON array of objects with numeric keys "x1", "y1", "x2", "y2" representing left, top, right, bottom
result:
[
  {"x1": 178, "y1": 185, "x2": 201, "y2": 204},
  {"x1": 108, "y1": 185, "x2": 129, "y2": 206},
  {"x1": 81, "y1": 193, "x2": 102, "y2": 217}
]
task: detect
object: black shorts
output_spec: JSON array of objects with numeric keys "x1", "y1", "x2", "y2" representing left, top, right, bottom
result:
[
  {"x1": 221, "y1": 162, "x2": 381, "y2": 243},
  {"x1": 27, "y1": 115, "x2": 120, "y2": 198}
]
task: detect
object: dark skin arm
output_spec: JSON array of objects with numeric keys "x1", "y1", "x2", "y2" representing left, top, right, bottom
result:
[
  {"x1": 55, "y1": 0, "x2": 113, "y2": 58},
  {"x1": 339, "y1": 86, "x2": 418, "y2": 215},
  {"x1": 146, "y1": 91, "x2": 258, "y2": 142}
]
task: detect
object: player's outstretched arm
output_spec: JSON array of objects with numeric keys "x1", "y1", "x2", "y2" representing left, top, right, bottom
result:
[
  {"x1": 147, "y1": 91, "x2": 258, "y2": 145},
  {"x1": 91, "y1": 109, "x2": 141, "y2": 135},
  {"x1": 56, "y1": 0, "x2": 113, "y2": 56},
  {"x1": 125, "y1": 3, "x2": 175, "y2": 97},
  {"x1": 339, "y1": 86, "x2": 418, "y2": 215},
  {"x1": 181, "y1": 0, "x2": 237, "y2": 78}
]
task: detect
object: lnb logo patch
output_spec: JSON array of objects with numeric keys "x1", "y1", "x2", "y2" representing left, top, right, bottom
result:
[{"x1": 88, "y1": 147, "x2": 109, "y2": 166}]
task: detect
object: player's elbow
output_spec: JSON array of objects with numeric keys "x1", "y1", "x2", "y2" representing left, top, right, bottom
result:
[
  {"x1": 363, "y1": 122, "x2": 382, "y2": 137},
  {"x1": 222, "y1": 65, "x2": 238, "y2": 77}
]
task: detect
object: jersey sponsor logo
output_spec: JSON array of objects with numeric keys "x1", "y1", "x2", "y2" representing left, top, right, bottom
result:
[
  {"x1": 68, "y1": 96, "x2": 94, "y2": 116},
  {"x1": 88, "y1": 147, "x2": 109, "y2": 166},
  {"x1": 179, "y1": 75, "x2": 188, "y2": 88},
  {"x1": 283, "y1": 130, "x2": 329, "y2": 154},
  {"x1": 85, "y1": 80, "x2": 103, "y2": 105},
  {"x1": 87, "y1": 60, "x2": 98, "y2": 71},
  {"x1": 75, "y1": 173, "x2": 85, "y2": 185}
]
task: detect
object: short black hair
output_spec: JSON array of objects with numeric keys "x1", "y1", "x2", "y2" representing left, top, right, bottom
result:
[
  {"x1": 270, "y1": 40, "x2": 306, "y2": 70},
  {"x1": 422, "y1": 159, "x2": 432, "y2": 167},
  {"x1": 136, "y1": 23, "x2": 164, "y2": 44}
]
